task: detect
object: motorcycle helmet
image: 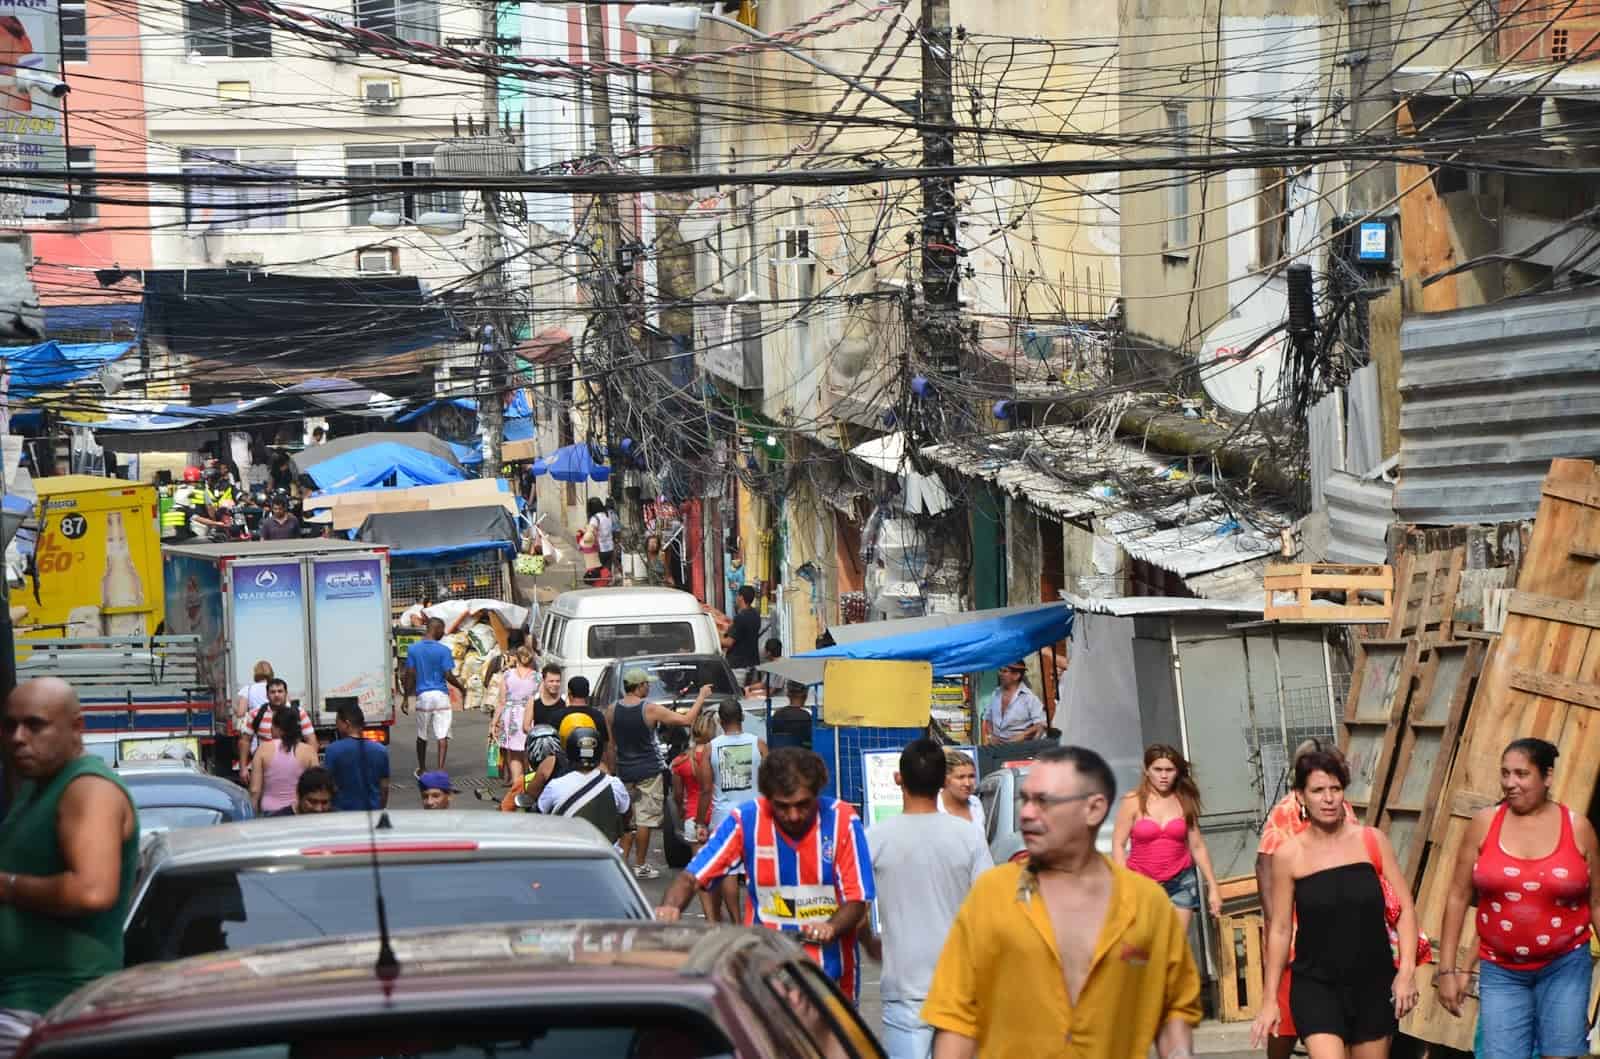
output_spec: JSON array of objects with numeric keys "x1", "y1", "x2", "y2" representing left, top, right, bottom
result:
[
  {"x1": 563, "y1": 724, "x2": 602, "y2": 769},
  {"x1": 557, "y1": 710, "x2": 596, "y2": 744},
  {"x1": 526, "y1": 724, "x2": 562, "y2": 769},
  {"x1": 268, "y1": 489, "x2": 291, "y2": 508},
  {"x1": 182, "y1": 466, "x2": 202, "y2": 483}
]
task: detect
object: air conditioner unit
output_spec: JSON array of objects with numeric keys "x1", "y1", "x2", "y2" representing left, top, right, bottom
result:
[
  {"x1": 361, "y1": 78, "x2": 400, "y2": 107},
  {"x1": 775, "y1": 226, "x2": 813, "y2": 264},
  {"x1": 357, "y1": 248, "x2": 397, "y2": 275}
]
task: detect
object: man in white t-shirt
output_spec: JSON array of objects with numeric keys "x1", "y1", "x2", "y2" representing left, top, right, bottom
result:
[{"x1": 865, "y1": 738, "x2": 993, "y2": 1059}]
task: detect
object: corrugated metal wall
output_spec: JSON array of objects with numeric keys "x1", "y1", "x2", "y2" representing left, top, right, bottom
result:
[
  {"x1": 1325, "y1": 471, "x2": 1394, "y2": 564},
  {"x1": 1395, "y1": 288, "x2": 1600, "y2": 524}
]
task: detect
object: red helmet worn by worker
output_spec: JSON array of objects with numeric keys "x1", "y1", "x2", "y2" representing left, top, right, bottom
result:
[{"x1": 182, "y1": 467, "x2": 202, "y2": 483}]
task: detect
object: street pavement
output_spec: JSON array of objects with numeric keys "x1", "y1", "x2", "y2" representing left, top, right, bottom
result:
[{"x1": 384, "y1": 705, "x2": 1256, "y2": 1056}]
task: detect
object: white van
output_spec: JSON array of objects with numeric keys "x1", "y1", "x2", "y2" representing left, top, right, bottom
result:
[{"x1": 537, "y1": 587, "x2": 722, "y2": 689}]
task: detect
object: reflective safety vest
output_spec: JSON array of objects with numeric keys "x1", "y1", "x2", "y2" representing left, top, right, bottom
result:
[{"x1": 161, "y1": 487, "x2": 193, "y2": 529}]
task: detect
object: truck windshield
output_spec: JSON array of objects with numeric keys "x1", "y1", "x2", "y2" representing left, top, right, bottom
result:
[{"x1": 125, "y1": 858, "x2": 646, "y2": 966}]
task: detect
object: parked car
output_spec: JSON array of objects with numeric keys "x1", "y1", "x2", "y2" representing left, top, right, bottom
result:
[
  {"x1": 20, "y1": 922, "x2": 885, "y2": 1059},
  {"x1": 116, "y1": 761, "x2": 254, "y2": 834},
  {"x1": 123, "y1": 811, "x2": 651, "y2": 967},
  {"x1": 980, "y1": 755, "x2": 1143, "y2": 864},
  {"x1": 538, "y1": 587, "x2": 721, "y2": 689}
]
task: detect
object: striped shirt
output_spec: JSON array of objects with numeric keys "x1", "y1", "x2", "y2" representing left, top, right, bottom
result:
[{"x1": 687, "y1": 795, "x2": 875, "y2": 998}]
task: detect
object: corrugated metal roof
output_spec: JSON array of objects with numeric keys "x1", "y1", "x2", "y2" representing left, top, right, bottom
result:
[
  {"x1": 1394, "y1": 288, "x2": 1600, "y2": 524},
  {"x1": 1064, "y1": 593, "x2": 1263, "y2": 617},
  {"x1": 1324, "y1": 470, "x2": 1394, "y2": 564},
  {"x1": 923, "y1": 426, "x2": 1283, "y2": 598}
]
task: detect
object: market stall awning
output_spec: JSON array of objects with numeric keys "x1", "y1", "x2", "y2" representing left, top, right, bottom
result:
[
  {"x1": 764, "y1": 601, "x2": 1073, "y2": 684},
  {"x1": 1, "y1": 340, "x2": 133, "y2": 397}
]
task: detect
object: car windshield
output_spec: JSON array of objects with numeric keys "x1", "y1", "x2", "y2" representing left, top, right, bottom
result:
[
  {"x1": 125, "y1": 858, "x2": 645, "y2": 966},
  {"x1": 635, "y1": 659, "x2": 735, "y2": 700},
  {"x1": 139, "y1": 807, "x2": 226, "y2": 832},
  {"x1": 586, "y1": 622, "x2": 694, "y2": 659}
]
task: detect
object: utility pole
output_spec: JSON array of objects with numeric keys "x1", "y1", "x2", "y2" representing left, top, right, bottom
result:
[
  {"x1": 919, "y1": 0, "x2": 959, "y2": 378},
  {"x1": 477, "y1": 0, "x2": 509, "y2": 477},
  {"x1": 1345, "y1": 0, "x2": 1397, "y2": 214},
  {"x1": 584, "y1": 4, "x2": 627, "y2": 512}
]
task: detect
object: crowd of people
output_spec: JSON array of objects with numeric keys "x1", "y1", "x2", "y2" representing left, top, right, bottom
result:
[{"x1": 2, "y1": 660, "x2": 1596, "y2": 1059}]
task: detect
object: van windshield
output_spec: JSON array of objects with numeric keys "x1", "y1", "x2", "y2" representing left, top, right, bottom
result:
[{"x1": 587, "y1": 622, "x2": 695, "y2": 659}]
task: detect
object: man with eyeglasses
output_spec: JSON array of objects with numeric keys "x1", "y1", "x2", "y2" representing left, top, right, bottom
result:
[{"x1": 922, "y1": 745, "x2": 1201, "y2": 1059}]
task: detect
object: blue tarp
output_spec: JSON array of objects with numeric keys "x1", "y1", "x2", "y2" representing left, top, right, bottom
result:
[
  {"x1": 794, "y1": 602, "x2": 1073, "y2": 679},
  {"x1": 2, "y1": 340, "x2": 133, "y2": 397},
  {"x1": 304, "y1": 442, "x2": 468, "y2": 493},
  {"x1": 394, "y1": 398, "x2": 476, "y2": 425}
]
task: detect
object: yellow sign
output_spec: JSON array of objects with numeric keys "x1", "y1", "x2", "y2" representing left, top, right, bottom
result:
[{"x1": 820, "y1": 659, "x2": 933, "y2": 728}]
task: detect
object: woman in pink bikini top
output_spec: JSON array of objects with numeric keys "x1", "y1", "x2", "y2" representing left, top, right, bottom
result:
[{"x1": 1111, "y1": 742, "x2": 1224, "y2": 926}]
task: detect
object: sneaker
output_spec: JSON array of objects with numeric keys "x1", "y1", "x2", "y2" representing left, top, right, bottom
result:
[{"x1": 634, "y1": 863, "x2": 660, "y2": 880}]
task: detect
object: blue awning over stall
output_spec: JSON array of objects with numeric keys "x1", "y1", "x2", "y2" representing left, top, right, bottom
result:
[
  {"x1": 304, "y1": 443, "x2": 468, "y2": 493},
  {"x1": 771, "y1": 602, "x2": 1074, "y2": 683},
  {"x1": 2, "y1": 340, "x2": 133, "y2": 396}
]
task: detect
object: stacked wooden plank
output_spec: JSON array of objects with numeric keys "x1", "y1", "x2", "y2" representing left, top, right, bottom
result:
[{"x1": 1401, "y1": 458, "x2": 1600, "y2": 1051}]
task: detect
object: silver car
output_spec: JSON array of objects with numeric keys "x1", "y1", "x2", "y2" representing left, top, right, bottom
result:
[{"x1": 124, "y1": 811, "x2": 651, "y2": 966}]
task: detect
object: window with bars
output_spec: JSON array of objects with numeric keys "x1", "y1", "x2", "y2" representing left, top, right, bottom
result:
[
  {"x1": 60, "y1": 1, "x2": 87, "y2": 62},
  {"x1": 180, "y1": 148, "x2": 296, "y2": 228},
  {"x1": 344, "y1": 143, "x2": 461, "y2": 226},
  {"x1": 186, "y1": 0, "x2": 271, "y2": 56},
  {"x1": 355, "y1": 0, "x2": 439, "y2": 45}
]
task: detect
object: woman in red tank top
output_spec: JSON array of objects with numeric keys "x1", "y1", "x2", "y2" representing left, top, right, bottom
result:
[
  {"x1": 1435, "y1": 738, "x2": 1600, "y2": 1058},
  {"x1": 1111, "y1": 743, "x2": 1223, "y2": 927}
]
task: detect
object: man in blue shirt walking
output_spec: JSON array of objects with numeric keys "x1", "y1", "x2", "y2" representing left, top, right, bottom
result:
[
  {"x1": 323, "y1": 702, "x2": 390, "y2": 811},
  {"x1": 402, "y1": 618, "x2": 466, "y2": 778}
]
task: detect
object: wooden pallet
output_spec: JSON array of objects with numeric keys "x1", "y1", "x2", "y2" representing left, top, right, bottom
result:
[
  {"x1": 1340, "y1": 638, "x2": 1419, "y2": 823},
  {"x1": 1375, "y1": 639, "x2": 1485, "y2": 887},
  {"x1": 1215, "y1": 912, "x2": 1265, "y2": 1022},
  {"x1": 1264, "y1": 563, "x2": 1395, "y2": 623},
  {"x1": 1402, "y1": 459, "x2": 1600, "y2": 1051},
  {"x1": 1388, "y1": 545, "x2": 1465, "y2": 643}
]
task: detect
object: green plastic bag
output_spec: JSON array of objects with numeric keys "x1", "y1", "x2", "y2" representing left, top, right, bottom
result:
[{"x1": 486, "y1": 736, "x2": 500, "y2": 775}]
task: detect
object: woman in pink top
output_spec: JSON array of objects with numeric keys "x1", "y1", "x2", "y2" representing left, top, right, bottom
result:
[
  {"x1": 1112, "y1": 742, "x2": 1223, "y2": 927},
  {"x1": 249, "y1": 705, "x2": 316, "y2": 814}
]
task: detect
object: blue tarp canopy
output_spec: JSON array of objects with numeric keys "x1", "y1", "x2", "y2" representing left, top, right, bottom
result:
[
  {"x1": 303, "y1": 442, "x2": 468, "y2": 494},
  {"x1": 770, "y1": 602, "x2": 1074, "y2": 684},
  {"x1": 2, "y1": 340, "x2": 133, "y2": 397}
]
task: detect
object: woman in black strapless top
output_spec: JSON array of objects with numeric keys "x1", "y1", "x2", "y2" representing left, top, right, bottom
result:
[{"x1": 1250, "y1": 750, "x2": 1419, "y2": 1057}]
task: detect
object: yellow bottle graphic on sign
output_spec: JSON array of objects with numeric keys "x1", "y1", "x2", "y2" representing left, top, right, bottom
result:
[{"x1": 101, "y1": 511, "x2": 147, "y2": 636}]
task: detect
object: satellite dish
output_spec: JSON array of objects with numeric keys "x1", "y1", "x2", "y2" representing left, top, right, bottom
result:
[{"x1": 1197, "y1": 286, "x2": 1287, "y2": 414}]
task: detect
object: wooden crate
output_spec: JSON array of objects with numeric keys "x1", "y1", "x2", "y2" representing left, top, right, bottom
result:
[
  {"x1": 1388, "y1": 546, "x2": 1466, "y2": 643},
  {"x1": 1265, "y1": 563, "x2": 1394, "y2": 623},
  {"x1": 1215, "y1": 912, "x2": 1265, "y2": 1022}
]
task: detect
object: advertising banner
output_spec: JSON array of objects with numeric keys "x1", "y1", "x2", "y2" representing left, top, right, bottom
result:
[
  {"x1": 311, "y1": 556, "x2": 389, "y2": 716},
  {"x1": 164, "y1": 553, "x2": 226, "y2": 707},
  {"x1": 0, "y1": 0, "x2": 67, "y2": 222},
  {"x1": 229, "y1": 561, "x2": 309, "y2": 709}
]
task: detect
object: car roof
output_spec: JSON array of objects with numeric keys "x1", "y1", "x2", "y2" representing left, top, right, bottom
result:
[
  {"x1": 121, "y1": 771, "x2": 251, "y2": 813},
  {"x1": 551, "y1": 587, "x2": 705, "y2": 618},
  {"x1": 604, "y1": 654, "x2": 730, "y2": 672},
  {"x1": 42, "y1": 921, "x2": 801, "y2": 1034},
  {"x1": 143, "y1": 810, "x2": 616, "y2": 868}
]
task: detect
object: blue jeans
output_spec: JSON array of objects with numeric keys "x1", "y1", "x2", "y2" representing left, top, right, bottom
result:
[
  {"x1": 881, "y1": 997, "x2": 934, "y2": 1059},
  {"x1": 1477, "y1": 941, "x2": 1593, "y2": 1058}
]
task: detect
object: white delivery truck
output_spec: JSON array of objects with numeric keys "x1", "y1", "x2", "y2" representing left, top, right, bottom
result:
[{"x1": 162, "y1": 539, "x2": 396, "y2": 773}]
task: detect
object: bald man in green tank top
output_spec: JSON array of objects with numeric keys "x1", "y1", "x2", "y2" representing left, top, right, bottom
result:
[{"x1": 0, "y1": 678, "x2": 139, "y2": 1056}]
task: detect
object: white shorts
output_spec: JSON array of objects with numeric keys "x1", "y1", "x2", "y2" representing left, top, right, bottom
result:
[{"x1": 415, "y1": 690, "x2": 452, "y2": 741}]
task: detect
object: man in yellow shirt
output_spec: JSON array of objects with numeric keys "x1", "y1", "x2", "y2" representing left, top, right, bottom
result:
[{"x1": 922, "y1": 745, "x2": 1201, "y2": 1058}]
